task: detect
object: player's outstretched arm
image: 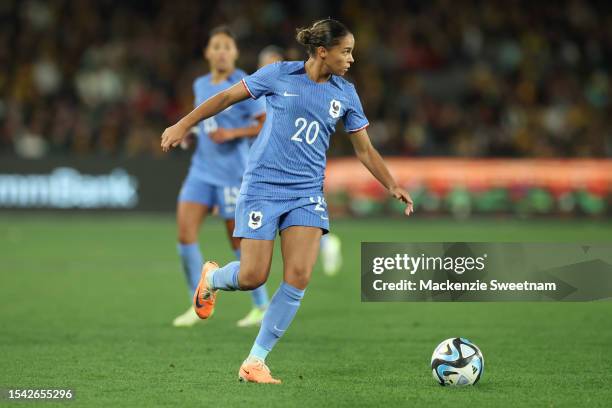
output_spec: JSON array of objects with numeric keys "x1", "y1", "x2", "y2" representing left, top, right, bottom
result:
[
  {"x1": 161, "y1": 82, "x2": 250, "y2": 151},
  {"x1": 349, "y1": 128, "x2": 414, "y2": 216}
]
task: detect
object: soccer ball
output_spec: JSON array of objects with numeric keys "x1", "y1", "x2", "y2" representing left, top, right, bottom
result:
[{"x1": 431, "y1": 338, "x2": 484, "y2": 386}]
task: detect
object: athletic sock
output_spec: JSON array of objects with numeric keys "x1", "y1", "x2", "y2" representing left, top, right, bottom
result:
[
  {"x1": 177, "y1": 243, "x2": 203, "y2": 294},
  {"x1": 248, "y1": 281, "x2": 305, "y2": 360},
  {"x1": 234, "y1": 248, "x2": 270, "y2": 309},
  {"x1": 208, "y1": 261, "x2": 240, "y2": 291}
]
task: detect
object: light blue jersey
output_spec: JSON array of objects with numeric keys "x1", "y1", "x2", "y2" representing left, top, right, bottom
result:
[
  {"x1": 190, "y1": 69, "x2": 266, "y2": 186},
  {"x1": 240, "y1": 61, "x2": 369, "y2": 198}
]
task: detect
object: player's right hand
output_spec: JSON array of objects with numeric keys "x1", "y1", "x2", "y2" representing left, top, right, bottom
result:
[
  {"x1": 161, "y1": 122, "x2": 188, "y2": 152},
  {"x1": 389, "y1": 186, "x2": 414, "y2": 216}
]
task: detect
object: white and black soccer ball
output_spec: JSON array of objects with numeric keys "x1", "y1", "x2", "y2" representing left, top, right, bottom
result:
[{"x1": 431, "y1": 338, "x2": 484, "y2": 386}]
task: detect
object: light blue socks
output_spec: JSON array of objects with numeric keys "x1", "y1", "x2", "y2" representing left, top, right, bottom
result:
[
  {"x1": 248, "y1": 281, "x2": 305, "y2": 360},
  {"x1": 177, "y1": 243, "x2": 203, "y2": 294},
  {"x1": 210, "y1": 261, "x2": 241, "y2": 290}
]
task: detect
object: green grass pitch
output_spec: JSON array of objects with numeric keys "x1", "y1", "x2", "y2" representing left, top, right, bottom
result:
[{"x1": 1, "y1": 215, "x2": 611, "y2": 407}]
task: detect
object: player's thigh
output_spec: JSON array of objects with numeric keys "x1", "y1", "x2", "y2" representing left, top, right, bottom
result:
[
  {"x1": 176, "y1": 201, "x2": 209, "y2": 244},
  {"x1": 232, "y1": 193, "x2": 283, "y2": 287},
  {"x1": 280, "y1": 226, "x2": 323, "y2": 290},
  {"x1": 238, "y1": 238, "x2": 275, "y2": 289},
  {"x1": 215, "y1": 185, "x2": 241, "y2": 250},
  {"x1": 176, "y1": 175, "x2": 216, "y2": 243},
  {"x1": 224, "y1": 219, "x2": 241, "y2": 251}
]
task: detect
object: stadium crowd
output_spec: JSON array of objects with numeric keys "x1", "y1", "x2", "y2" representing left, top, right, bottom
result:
[{"x1": 1, "y1": 0, "x2": 610, "y2": 158}]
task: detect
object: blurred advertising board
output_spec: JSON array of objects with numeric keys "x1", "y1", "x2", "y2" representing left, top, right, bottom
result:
[
  {"x1": 325, "y1": 159, "x2": 612, "y2": 217},
  {"x1": 1, "y1": 157, "x2": 610, "y2": 216},
  {"x1": 0, "y1": 158, "x2": 188, "y2": 211}
]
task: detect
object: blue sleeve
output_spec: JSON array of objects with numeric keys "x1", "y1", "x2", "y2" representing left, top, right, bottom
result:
[
  {"x1": 241, "y1": 62, "x2": 281, "y2": 99},
  {"x1": 343, "y1": 85, "x2": 369, "y2": 133}
]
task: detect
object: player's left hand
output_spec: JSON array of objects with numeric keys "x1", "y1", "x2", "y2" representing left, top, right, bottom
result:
[
  {"x1": 209, "y1": 128, "x2": 235, "y2": 143},
  {"x1": 389, "y1": 186, "x2": 414, "y2": 216}
]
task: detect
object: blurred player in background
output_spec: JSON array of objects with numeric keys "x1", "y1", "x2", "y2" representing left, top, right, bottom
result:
[
  {"x1": 257, "y1": 45, "x2": 284, "y2": 67},
  {"x1": 173, "y1": 26, "x2": 270, "y2": 328},
  {"x1": 161, "y1": 18, "x2": 413, "y2": 383},
  {"x1": 258, "y1": 45, "x2": 343, "y2": 277}
]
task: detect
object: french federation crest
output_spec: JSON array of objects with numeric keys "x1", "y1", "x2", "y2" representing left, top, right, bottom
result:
[
  {"x1": 248, "y1": 211, "x2": 263, "y2": 230},
  {"x1": 329, "y1": 99, "x2": 341, "y2": 118}
]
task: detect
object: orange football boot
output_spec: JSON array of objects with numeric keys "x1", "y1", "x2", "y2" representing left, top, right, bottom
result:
[
  {"x1": 238, "y1": 359, "x2": 281, "y2": 384},
  {"x1": 192, "y1": 261, "x2": 219, "y2": 319}
]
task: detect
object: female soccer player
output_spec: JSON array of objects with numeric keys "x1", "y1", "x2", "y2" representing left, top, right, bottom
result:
[
  {"x1": 172, "y1": 26, "x2": 270, "y2": 328},
  {"x1": 257, "y1": 45, "x2": 344, "y2": 276},
  {"x1": 161, "y1": 19, "x2": 413, "y2": 382}
]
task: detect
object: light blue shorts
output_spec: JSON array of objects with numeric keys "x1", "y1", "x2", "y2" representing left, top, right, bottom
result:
[
  {"x1": 178, "y1": 172, "x2": 240, "y2": 220},
  {"x1": 233, "y1": 194, "x2": 330, "y2": 240}
]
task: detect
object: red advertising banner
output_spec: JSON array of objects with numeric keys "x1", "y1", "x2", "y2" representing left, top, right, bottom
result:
[{"x1": 326, "y1": 159, "x2": 612, "y2": 195}]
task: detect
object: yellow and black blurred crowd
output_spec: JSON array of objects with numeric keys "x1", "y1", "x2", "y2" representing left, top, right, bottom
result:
[{"x1": 1, "y1": 0, "x2": 610, "y2": 158}]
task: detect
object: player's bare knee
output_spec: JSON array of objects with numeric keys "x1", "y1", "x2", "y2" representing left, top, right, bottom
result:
[
  {"x1": 238, "y1": 267, "x2": 268, "y2": 290},
  {"x1": 177, "y1": 226, "x2": 197, "y2": 244},
  {"x1": 239, "y1": 274, "x2": 267, "y2": 290},
  {"x1": 284, "y1": 265, "x2": 313, "y2": 288}
]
